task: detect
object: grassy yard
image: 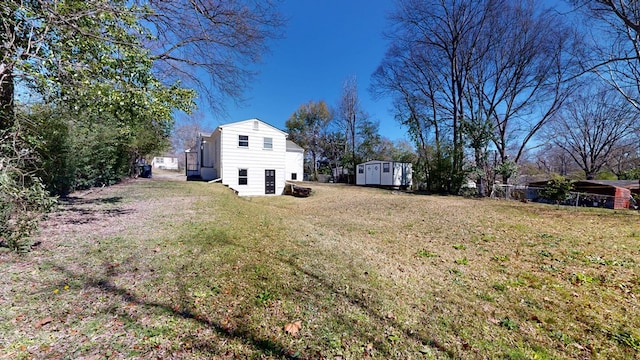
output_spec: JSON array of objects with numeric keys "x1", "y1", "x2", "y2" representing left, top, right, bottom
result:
[{"x1": 1, "y1": 178, "x2": 640, "y2": 359}]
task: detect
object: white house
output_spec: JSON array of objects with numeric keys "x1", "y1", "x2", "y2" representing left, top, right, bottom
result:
[
  {"x1": 151, "y1": 156, "x2": 179, "y2": 170},
  {"x1": 186, "y1": 119, "x2": 304, "y2": 196},
  {"x1": 285, "y1": 140, "x2": 304, "y2": 181},
  {"x1": 355, "y1": 160, "x2": 412, "y2": 188}
]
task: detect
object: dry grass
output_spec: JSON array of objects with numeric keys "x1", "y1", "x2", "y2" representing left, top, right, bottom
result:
[{"x1": 1, "y1": 179, "x2": 639, "y2": 359}]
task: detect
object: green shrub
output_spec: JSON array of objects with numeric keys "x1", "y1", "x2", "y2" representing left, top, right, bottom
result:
[
  {"x1": 540, "y1": 174, "x2": 573, "y2": 206},
  {"x1": 1, "y1": 129, "x2": 56, "y2": 252}
]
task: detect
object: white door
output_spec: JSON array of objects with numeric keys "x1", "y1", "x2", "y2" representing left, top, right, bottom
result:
[{"x1": 365, "y1": 163, "x2": 381, "y2": 184}]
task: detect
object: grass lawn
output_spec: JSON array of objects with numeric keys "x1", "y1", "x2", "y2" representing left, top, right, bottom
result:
[{"x1": 1, "y1": 178, "x2": 639, "y2": 359}]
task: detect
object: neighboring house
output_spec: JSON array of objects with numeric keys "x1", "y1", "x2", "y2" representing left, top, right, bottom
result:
[
  {"x1": 186, "y1": 118, "x2": 304, "y2": 196},
  {"x1": 151, "y1": 156, "x2": 179, "y2": 170},
  {"x1": 331, "y1": 166, "x2": 350, "y2": 183},
  {"x1": 527, "y1": 179, "x2": 638, "y2": 209},
  {"x1": 355, "y1": 160, "x2": 412, "y2": 188}
]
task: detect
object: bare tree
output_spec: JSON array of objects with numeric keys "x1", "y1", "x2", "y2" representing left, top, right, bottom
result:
[
  {"x1": 373, "y1": 0, "x2": 494, "y2": 193},
  {"x1": 466, "y1": 0, "x2": 578, "y2": 174},
  {"x1": 0, "y1": 1, "x2": 284, "y2": 131},
  {"x1": 172, "y1": 112, "x2": 209, "y2": 152},
  {"x1": 372, "y1": 0, "x2": 577, "y2": 192},
  {"x1": 336, "y1": 76, "x2": 368, "y2": 183},
  {"x1": 574, "y1": 0, "x2": 640, "y2": 107},
  {"x1": 140, "y1": 0, "x2": 285, "y2": 112},
  {"x1": 534, "y1": 144, "x2": 579, "y2": 177},
  {"x1": 606, "y1": 143, "x2": 640, "y2": 177},
  {"x1": 546, "y1": 85, "x2": 638, "y2": 179}
]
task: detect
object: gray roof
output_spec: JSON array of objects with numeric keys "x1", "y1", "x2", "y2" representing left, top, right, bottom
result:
[
  {"x1": 286, "y1": 140, "x2": 304, "y2": 152},
  {"x1": 530, "y1": 179, "x2": 639, "y2": 190}
]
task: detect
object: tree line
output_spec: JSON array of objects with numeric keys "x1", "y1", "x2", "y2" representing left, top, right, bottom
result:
[
  {"x1": 281, "y1": 1, "x2": 640, "y2": 193},
  {"x1": 284, "y1": 76, "x2": 415, "y2": 183},
  {"x1": 369, "y1": 0, "x2": 640, "y2": 195}
]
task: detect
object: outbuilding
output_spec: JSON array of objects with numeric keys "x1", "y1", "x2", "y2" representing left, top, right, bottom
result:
[
  {"x1": 527, "y1": 179, "x2": 638, "y2": 209},
  {"x1": 355, "y1": 160, "x2": 412, "y2": 188},
  {"x1": 151, "y1": 156, "x2": 179, "y2": 170}
]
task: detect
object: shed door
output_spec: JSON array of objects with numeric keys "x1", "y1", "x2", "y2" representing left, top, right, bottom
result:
[
  {"x1": 265, "y1": 169, "x2": 276, "y2": 194},
  {"x1": 366, "y1": 163, "x2": 381, "y2": 184}
]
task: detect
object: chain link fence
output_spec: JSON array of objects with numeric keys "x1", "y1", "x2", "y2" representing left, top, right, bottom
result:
[{"x1": 490, "y1": 184, "x2": 636, "y2": 209}]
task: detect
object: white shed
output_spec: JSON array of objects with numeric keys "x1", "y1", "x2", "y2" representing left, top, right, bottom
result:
[{"x1": 355, "y1": 160, "x2": 412, "y2": 188}]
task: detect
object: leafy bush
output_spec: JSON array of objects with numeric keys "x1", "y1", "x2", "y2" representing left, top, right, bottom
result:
[
  {"x1": 540, "y1": 174, "x2": 574, "y2": 206},
  {"x1": 0, "y1": 129, "x2": 56, "y2": 252}
]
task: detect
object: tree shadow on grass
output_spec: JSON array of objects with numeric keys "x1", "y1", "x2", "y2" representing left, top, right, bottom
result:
[
  {"x1": 277, "y1": 256, "x2": 457, "y2": 358},
  {"x1": 60, "y1": 196, "x2": 124, "y2": 206},
  {"x1": 51, "y1": 263, "x2": 301, "y2": 359},
  {"x1": 48, "y1": 196, "x2": 133, "y2": 225}
]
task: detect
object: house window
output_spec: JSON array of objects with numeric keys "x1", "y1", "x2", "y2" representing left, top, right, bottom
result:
[
  {"x1": 253, "y1": 120, "x2": 259, "y2": 130},
  {"x1": 358, "y1": 165, "x2": 364, "y2": 174},
  {"x1": 291, "y1": 173, "x2": 297, "y2": 180},
  {"x1": 263, "y1": 137, "x2": 273, "y2": 149},
  {"x1": 156, "y1": 157, "x2": 164, "y2": 163},
  {"x1": 239, "y1": 135, "x2": 249, "y2": 147},
  {"x1": 383, "y1": 163, "x2": 390, "y2": 173},
  {"x1": 238, "y1": 169, "x2": 248, "y2": 185}
]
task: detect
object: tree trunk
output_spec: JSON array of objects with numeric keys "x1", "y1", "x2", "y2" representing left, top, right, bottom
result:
[{"x1": 0, "y1": 64, "x2": 14, "y2": 131}]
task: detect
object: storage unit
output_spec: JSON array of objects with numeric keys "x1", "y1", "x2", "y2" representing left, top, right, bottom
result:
[{"x1": 355, "y1": 160, "x2": 412, "y2": 188}]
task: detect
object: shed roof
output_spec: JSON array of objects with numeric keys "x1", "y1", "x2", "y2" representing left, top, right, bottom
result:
[
  {"x1": 529, "y1": 179, "x2": 639, "y2": 190},
  {"x1": 574, "y1": 180, "x2": 639, "y2": 189},
  {"x1": 357, "y1": 160, "x2": 411, "y2": 165}
]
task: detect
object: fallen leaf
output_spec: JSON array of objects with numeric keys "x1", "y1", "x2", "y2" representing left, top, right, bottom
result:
[
  {"x1": 284, "y1": 320, "x2": 302, "y2": 335},
  {"x1": 488, "y1": 317, "x2": 499, "y2": 325},
  {"x1": 364, "y1": 342, "x2": 374, "y2": 356},
  {"x1": 529, "y1": 315, "x2": 542, "y2": 323},
  {"x1": 36, "y1": 316, "x2": 54, "y2": 328}
]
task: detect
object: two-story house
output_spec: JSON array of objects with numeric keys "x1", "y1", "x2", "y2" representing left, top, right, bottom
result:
[{"x1": 186, "y1": 119, "x2": 304, "y2": 196}]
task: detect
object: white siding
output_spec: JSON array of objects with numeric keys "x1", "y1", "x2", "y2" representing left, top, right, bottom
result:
[
  {"x1": 356, "y1": 160, "x2": 412, "y2": 187},
  {"x1": 380, "y1": 162, "x2": 393, "y2": 185},
  {"x1": 393, "y1": 162, "x2": 412, "y2": 187},
  {"x1": 365, "y1": 163, "x2": 381, "y2": 184},
  {"x1": 199, "y1": 133, "x2": 218, "y2": 180},
  {"x1": 219, "y1": 120, "x2": 287, "y2": 196},
  {"x1": 356, "y1": 164, "x2": 366, "y2": 185},
  {"x1": 285, "y1": 150, "x2": 304, "y2": 181},
  {"x1": 152, "y1": 157, "x2": 179, "y2": 170}
]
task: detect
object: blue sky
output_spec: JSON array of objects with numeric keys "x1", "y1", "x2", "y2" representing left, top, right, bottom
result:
[{"x1": 208, "y1": 0, "x2": 407, "y2": 141}]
